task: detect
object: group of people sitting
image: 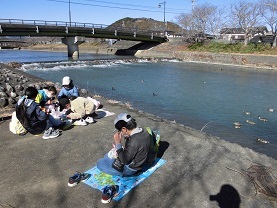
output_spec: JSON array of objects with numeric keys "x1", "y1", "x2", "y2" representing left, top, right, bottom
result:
[
  {"x1": 14, "y1": 75, "x2": 160, "y2": 184},
  {"x1": 15, "y1": 76, "x2": 101, "y2": 139}
]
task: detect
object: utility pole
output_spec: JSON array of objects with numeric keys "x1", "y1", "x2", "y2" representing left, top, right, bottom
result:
[
  {"x1": 69, "y1": 0, "x2": 72, "y2": 26},
  {"x1": 191, "y1": 0, "x2": 195, "y2": 11},
  {"x1": 158, "y1": 1, "x2": 166, "y2": 35}
]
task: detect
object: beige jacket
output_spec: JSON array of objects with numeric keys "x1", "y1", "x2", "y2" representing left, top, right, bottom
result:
[{"x1": 69, "y1": 97, "x2": 95, "y2": 119}]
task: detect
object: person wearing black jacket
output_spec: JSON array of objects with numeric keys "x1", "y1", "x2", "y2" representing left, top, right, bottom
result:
[{"x1": 97, "y1": 113, "x2": 152, "y2": 176}]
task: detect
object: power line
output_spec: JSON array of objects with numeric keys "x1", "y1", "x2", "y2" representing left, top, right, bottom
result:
[
  {"x1": 46, "y1": 0, "x2": 189, "y2": 15},
  {"x1": 83, "y1": 0, "x2": 188, "y2": 12}
]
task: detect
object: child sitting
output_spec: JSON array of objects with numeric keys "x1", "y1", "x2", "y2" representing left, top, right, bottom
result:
[
  {"x1": 35, "y1": 86, "x2": 57, "y2": 107},
  {"x1": 58, "y1": 95, "x2": 96, "y2": 125},
  {"x1": 57, "y1": 76, "x2": 79, "y2": 100},
  {"x1": 16, "y1": 87, "x2": 63, "y2": 139}
]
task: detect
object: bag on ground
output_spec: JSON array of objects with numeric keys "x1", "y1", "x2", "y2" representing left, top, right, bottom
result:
[
  {"x1": 144, "y1": 127, "x2": 161, "y2": 165},
  {"x1": 9, "y1": 111, "x2": 28, "y2": 135}
]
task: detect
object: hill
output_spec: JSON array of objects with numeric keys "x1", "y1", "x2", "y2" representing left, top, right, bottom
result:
[{"x1": 109, "y1": 17, "x2": 183, "y2": 34}]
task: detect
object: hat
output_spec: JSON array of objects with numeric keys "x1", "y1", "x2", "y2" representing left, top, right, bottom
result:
[
  {"x1": 114, "y1": 113, "x2": 132, "y2": 131},
  {"x1": 62, "y1": 76, "x2": 71, "y2": 85}
]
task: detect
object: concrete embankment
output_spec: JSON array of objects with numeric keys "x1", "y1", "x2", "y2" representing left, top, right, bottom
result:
[
  {"x1": 0, "y1": 64, "x2": 276, "y2": 207},
  {"x1": 135, "y1": 49, "x2": 277, "y2": 69}
]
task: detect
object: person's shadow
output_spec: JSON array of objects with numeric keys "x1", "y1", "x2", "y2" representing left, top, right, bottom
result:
[
  {"x1": 210, "y1": 184, "x2": 241, "y2": 208},
  {"x1": 157, "y1": 141, "x2": 169, "y2": 158}
]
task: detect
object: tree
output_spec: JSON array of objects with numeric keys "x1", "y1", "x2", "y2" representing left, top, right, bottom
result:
[
  {"x1": 177, "y1": 3, "x2": 227, "y2": 42},
  {"x1": 230, "y1": 1, "x2": 261, "y2": 46},
  {"x1": 260, "y1": 0, "x2": 277, "y2": 47},
  {"x1": 176, "y1": 13, "x2": 197, "y2": 42}
]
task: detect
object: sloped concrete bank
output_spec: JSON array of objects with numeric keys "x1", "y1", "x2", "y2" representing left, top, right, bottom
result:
[{"x1": 135, "y1": 50, "x2": 277, "y2": 69}]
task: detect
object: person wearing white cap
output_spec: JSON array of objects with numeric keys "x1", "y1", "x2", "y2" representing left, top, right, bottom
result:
[
  {"x1": 96, "y1": 113, "x2": 153, "y2": 176},
  {"x1": 57, "y1": 76, "x2": 79, "y2": 100}
]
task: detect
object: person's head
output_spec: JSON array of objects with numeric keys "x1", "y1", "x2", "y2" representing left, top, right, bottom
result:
[
  {"x1": 58, "y1": 95, "x2": 71, "y2": 110},
  {"x1": 25, "y1": 87, "x2": 38, "y2": 100},
  {"x1": 114, "y1": 113, "x2": 137, "y2": 136},
  {"x1": 45, "y1": 86, "x2": 57, "y2": 99},
  {"x1": 62, "y1": 76, "x2": 73, "y2": 90}
]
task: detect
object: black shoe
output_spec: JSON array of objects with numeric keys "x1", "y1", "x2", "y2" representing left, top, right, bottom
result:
[{"x1": 101, "y1": 185, "x2": 119, "y2": 203}]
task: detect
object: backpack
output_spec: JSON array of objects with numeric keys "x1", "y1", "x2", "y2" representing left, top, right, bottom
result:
[
  {"x1": 9, "y1": 111, "x2": 28, "y2": 135},
  {"x1": 144, "y1": 127, "x2": 161, "y2": 165}
]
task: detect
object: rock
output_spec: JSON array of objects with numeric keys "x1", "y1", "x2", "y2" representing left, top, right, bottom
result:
[
  {"x1": 55, "y1": 82, "x2": 62, "y2": 89},
  {"x1": 0, "y1": 91, "x2": 8, "y2": 98},
  {"x1": 8, "y1": 97, "x2": 16, "y2": 105},
  {"x1": 80, "y1": 88, "x2": 88, "y2": 95},
  {"x1": 0, "y1": 97, "x2": 8, "y2": 107},
  {"x1": 6, "y1": 84, "x2": 14, "y2": 92},
  {"x1": 10, "y1": 91, "x2": 17, "y2": 98},
  {"x1": 7, "y1": 62, "x2": 23, "y2": 68},
  {"x1": 14, "y1": 85, "x2": 24, "y2": 92},
  {"x1": 35, "y1": 84, "x2": 42, "y2": 90},
  {"x1": 0, "y1": 86, "x2": 5, "y2": 92}
]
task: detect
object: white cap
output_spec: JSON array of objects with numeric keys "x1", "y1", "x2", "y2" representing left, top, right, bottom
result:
[
  {"x1": 62, "y1": 76, "x2": 71, "y2": 85},
  {"x1": 114, "y1": 113, "x2": 132, "y2": 131}
]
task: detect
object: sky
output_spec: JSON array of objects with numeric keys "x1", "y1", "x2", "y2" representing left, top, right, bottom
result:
[{"x1": 1, "y1": 0, "x2": 260, "y2": 26}]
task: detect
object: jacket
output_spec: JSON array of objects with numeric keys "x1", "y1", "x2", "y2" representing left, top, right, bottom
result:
[
  {"x1": 57, "y1": 86, "x2": 79, "y2": 99},
  {"x1": 116, "y1": 128, "x2": 151, "y2": 170},
  {"x1": 69, "y1": 97, "x2": 95, "y2": 119},
  {"x1": 16, "y1": 97, "x2": 48, "y2": 134}
]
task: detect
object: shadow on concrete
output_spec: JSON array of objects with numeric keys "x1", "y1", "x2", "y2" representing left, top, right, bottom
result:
[
  {"x1": 157, "y1": 141, "x2": 169, "y2": 158},
  {"x1": 209, "y1": 184, "x2": 241, "y2": 208}
]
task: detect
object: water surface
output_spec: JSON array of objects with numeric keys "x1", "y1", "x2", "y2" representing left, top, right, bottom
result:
[{"x1": 1, "y1": 50, "x2": 276, "y2": 159}]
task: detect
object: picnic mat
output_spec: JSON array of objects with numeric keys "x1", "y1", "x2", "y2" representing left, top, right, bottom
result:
[{"x1": 83, "y1": 158, "x2": 166, "y2": 201}]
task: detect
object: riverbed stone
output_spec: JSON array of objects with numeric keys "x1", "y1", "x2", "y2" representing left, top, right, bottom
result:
[{"x1": 0, "y1": 97, "x2": 8, "y2": 107}]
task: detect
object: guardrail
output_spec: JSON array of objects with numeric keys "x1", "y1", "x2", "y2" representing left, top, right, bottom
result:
[{"x1": 0, "y1": 18, "x2": 165, "y2": 37}]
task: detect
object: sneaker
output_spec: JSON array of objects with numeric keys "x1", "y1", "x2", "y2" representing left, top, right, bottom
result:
[
  {"x1": 101, "y1": 185, "x2": 119, "y2": 204},
  {"x1": 42, "y1": 127, "x2": 60, "y2": 140},
  {"x1": 68, "y1": 171, "x2": 90, "y2": 187},
  {"x1": 85, "y1": 116, "x2": 94, "y2": 124},
  {"x1": 73, "y1": 119, "x2": 87, "y2": 126}
]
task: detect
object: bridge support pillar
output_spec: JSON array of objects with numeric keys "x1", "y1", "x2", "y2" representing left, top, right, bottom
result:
[{"x1": 62, "y1": 36, "x2": 85, "y2": 57}]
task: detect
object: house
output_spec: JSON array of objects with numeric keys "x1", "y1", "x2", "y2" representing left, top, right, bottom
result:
[{"x1": 219, "y1": 26, "x2": 268, "y2": 43}]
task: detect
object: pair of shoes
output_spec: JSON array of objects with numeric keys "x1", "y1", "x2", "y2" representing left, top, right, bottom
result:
[
  {"x1": 101, "y1": 185, "x2": 119, "y2": 204},
  {"x1": 85, "y1": 116, "x2": 94, "y2": 124},
  {"x1": 42, "y1": 127, "x2": 60, "y2": 139},
  {"x1": 73, "y1": 119, "x2": 87, "y2": 126},
  {"x1": 68, "y1": 171, "x2": 90, "y2": 187}
]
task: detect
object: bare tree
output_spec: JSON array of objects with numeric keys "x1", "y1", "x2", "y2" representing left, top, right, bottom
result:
[
  {"x1": 206, "y1": 6, "x2": 227, "y2": 38},
  {"x1": 177, "y1": 3, "x2": 225, "y2": 42},
  {"x1": 176, "y1": 13, "x2": 197, "y2": 42},
  {"x1": 260, "y1": 0, "x2": 277, "y2": 47},
  {"x1": 230, "y1": 1, "x2": 261, "y2": 46}
]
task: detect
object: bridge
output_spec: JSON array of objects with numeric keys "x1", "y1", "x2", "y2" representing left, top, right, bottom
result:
[{"x1": 0, "y1": 18, "x2": 168, "y2": 57}]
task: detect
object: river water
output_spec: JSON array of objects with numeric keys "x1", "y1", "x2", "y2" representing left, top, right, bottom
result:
[{"x1": 1, "y1": 49, "x2": 276, "y2": 159}]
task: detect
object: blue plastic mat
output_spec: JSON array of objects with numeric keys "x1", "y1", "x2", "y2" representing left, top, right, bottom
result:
[{"x1": 83, "y1": 158, "x2": 166, "y2": 201}]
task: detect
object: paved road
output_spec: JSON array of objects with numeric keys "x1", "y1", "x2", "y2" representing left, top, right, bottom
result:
[{"x1": 0, "y1": 96, "x2": 276, "y2": 208}]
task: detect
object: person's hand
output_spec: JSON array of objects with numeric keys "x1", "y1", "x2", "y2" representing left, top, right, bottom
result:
[{"x1": 113, "y1": 132, "x2": 122, "y2": 144}]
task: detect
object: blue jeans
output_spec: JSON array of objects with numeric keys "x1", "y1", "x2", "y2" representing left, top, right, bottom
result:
[
  {"x1": 47, "y1": 115, "x2": 64, "y2": 129},
  {"x1": 97, "y1": 154, "x2": 137, "y2": 177}
]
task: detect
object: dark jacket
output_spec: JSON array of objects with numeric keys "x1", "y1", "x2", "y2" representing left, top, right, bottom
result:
[
  {"x1": 16, "y1": 97, "x2": 48, "y2": 134},
  {"x1": 117, "y1": 128, "x2": 151, "y2": 170}
]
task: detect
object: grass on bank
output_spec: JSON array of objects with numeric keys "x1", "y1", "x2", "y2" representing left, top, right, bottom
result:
[{"x1": 187, "y1": 42, "x2": 277, "y2": 55}]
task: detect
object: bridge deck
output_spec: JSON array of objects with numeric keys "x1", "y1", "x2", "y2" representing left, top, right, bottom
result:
[{"x1": 0, "y1": 19, "x2": 167, "y2": 43}]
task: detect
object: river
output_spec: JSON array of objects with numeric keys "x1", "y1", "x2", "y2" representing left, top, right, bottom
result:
[{"x1": 1, "y1": 49, "x2": 276, "y2": 159}]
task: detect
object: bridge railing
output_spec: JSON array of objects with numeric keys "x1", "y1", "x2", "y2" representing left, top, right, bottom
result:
[{"x1": 0, "y1": 18, "x2": 165, "y2": 37}]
